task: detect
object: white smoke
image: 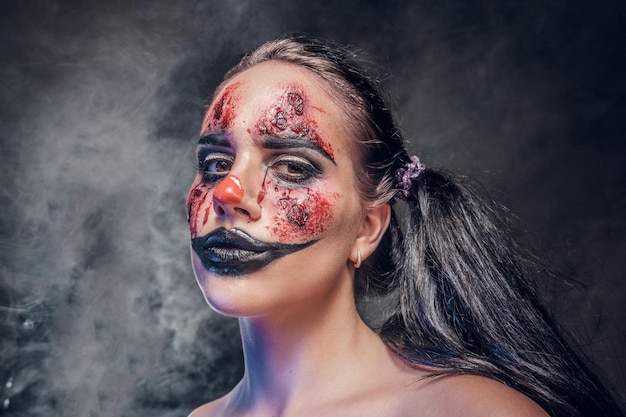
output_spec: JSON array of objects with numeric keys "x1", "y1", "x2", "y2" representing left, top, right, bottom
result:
[{"x1": 0, "y1": 1, "x2": 623, "y2": 416}]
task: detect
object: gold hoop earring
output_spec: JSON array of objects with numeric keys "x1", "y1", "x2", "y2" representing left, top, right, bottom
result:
[{"x1": 354, "y1": 250, "x2": 362, "y2": 269}]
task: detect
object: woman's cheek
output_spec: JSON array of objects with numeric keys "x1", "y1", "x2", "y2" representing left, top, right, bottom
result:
[
  {"x1": 264, "y1": 181, "x2": 339, "y2": 242},
  {"x1": 187, "y1": 178, "x2": 214, "y2": 239}
]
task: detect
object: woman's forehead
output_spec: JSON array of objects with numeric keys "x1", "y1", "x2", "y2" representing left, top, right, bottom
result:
[
  {"x1": 213, "y1": 62, "x2": 338, "y2": 110},
  {"x1": 204, "y1": 61, "x2": 351, "y2": 140}
]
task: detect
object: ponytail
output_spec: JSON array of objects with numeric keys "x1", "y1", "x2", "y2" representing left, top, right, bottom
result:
[{"x1": 376, "y1": 168, "x2": 624, "y2": 417}]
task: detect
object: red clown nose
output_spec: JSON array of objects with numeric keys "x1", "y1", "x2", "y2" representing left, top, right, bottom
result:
[{"x1": 214, "y1": 174, "x2": 244, "y2": 204}]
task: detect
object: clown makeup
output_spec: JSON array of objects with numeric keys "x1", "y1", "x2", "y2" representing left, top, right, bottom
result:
[
  {"x1": 187, "y1": 69, "x2": 354, "y2": 277},
  {"x1": 190, "y1": 227, "x2": 318, "y2": 276},
  {"x1": 253, "y1": 85, "x2": 335, "y2": 161}
]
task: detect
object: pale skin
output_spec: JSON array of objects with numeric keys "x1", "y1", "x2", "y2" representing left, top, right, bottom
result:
[{"x1": 187, "y1": 61, "x2": 549, "y2": 417}]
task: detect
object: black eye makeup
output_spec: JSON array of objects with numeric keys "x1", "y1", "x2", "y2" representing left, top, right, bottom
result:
[
  {"x1": 268, "y1": 154, "x2": 322, "y2": 185},
  {"x1": 194, "y1": 133, "x2": 331, "y2": 187},
  {"x1": 195, "y1": 133, "x2": 235, "y2": 182},
  {"x1": 260, "y1": 136, "x2": 335, "y2": 165},
  {"x1": 196, "y1": 151, "x2": 234, "y2": 183}
]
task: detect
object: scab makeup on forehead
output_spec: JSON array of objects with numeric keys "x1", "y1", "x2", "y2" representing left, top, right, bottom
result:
[
  {"x1": 253, "y1": 83, "x2": 335, "y2": 161},
  {"x1": 203, "y1": 81, "x2": 243, "y2": 131}
]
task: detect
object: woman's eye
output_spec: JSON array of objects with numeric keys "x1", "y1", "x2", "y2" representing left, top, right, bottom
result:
[
  {"x1": 197, "y1": 154, "x2": 233, "y2": 181},
  {"x1": 271, "y1": 158, "x2": 320, "y2": 184},
  {"x1": 282, "y1": 162, "x2": 305, "y2": 175},
  {"x1": 208, "y1": 160, "x2": 232, "y2": 172}
]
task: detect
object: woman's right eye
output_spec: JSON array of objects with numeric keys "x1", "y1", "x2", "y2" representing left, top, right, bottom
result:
[
  {"x1": 269, "y1": 156, "x2": 321, "y2": 185},
  {"x1": 197, "y1": 154, "x2": 233, "y2": 182}
]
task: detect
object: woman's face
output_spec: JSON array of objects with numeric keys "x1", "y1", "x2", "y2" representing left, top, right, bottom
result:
[{"x1": 187, "y1": 61, "x2": 364, "y2": 317}]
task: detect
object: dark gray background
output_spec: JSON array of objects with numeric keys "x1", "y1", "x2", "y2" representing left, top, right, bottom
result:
[{"x1": 1, "y1": 0, "x2": 624, "y2": 416}]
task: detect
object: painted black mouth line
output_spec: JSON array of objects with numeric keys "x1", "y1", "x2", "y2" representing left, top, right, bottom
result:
[{"x1": 191, "y1": 227, "x2": 317, "y2": 276}]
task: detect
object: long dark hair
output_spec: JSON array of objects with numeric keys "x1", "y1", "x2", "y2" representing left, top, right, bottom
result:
[{"x1": 221, "y1": 35, "x2": 624, "y2": 417}]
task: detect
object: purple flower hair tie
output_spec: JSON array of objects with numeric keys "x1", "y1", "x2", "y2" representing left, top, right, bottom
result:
[{"x1": 395, "y1": 155, "x2": 425, "y2": 198}]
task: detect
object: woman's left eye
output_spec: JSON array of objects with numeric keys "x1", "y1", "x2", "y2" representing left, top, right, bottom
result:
[
  {"x1": 196, "y1": 153, "x2": 234, "y2": 182},
  {"x1": 270, "y1": 157, "x2": 321, "y2": 184}
]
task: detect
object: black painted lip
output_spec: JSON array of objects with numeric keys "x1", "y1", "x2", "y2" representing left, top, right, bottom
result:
[{"x1": 191, "y1": 227, "x2": 317, "y2": 276}]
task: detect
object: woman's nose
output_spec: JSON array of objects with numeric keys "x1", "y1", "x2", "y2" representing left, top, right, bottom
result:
[
  {"x1": 214, "y1": 175, "x2": 244, "y2": 204},
  {"x1": 213, "y1": 174, "x2": 261, "y2": 221}
]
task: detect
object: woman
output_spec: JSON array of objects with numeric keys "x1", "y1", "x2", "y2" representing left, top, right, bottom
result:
[{"x1": 186, "y1": 36, "x2": 623, "y2": 416}]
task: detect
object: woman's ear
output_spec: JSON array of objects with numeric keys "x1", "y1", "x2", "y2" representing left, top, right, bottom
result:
[{"x1": 350, "y1": 203, "x2": 391, "y2": 266}]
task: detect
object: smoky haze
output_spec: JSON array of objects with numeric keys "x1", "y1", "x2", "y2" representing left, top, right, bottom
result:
[{"x1": 1, "y1": 0, "x2": 624, "y2": 416}]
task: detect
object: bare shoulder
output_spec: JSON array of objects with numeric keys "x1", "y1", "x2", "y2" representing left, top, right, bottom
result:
[
  {"x1": 397, "y1": 373, "x2": 549, "y2": 417},
  {"x1": 187, "y1": 397, "x2": 227, "y2": 417},
  {"x1": 440, "y1": 374, "x2": 549, "y2": 416}
]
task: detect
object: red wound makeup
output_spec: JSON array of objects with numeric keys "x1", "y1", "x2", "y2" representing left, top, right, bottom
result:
[
  {"x1": 187, "y1": 179, "x2": 214, "y2": 239},
  {"x1": 204, "y1": 82, "x2": 242, "y2": 131},
  {"x1": 254, "y1": 85, "x2": 335, "y2": 161},
  {"x1": 263, "y1": 178, "x2": 339, "y2": 242}
]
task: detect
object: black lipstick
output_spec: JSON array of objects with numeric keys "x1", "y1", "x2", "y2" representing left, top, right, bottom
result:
[{"x1": 191, "y1": 227, "x2": 317, "y2": 276}]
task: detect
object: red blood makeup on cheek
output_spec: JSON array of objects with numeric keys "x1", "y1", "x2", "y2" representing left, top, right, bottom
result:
[
  {"x1": 265, "y1": 181, "x2": 339, "y2": 242},
  {"x1": 257, "y1": 185, "x2": 266, "y2": 204},
  {"x1": 254, "y1": 87, "x2": 335, "y2": 160},
  {"x1": 205, "y1": 82, "x2": 242, "y2": 130},
  {"x1": 186, "y1": 180, "x2": 214, "y2": 238}
]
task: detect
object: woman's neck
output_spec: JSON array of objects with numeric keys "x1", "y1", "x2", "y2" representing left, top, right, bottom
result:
[{"x1": 224, "y1": 274, "x2": 389, "y2": 415}]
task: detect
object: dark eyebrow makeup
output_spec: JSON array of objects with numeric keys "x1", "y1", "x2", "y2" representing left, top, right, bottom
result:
[
  {"x1": 198, "y1": 133, "x2": 231, "y2": 148},
  {"x1": 260, "y1": 136, "x2": 336, "y2": 164}
]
